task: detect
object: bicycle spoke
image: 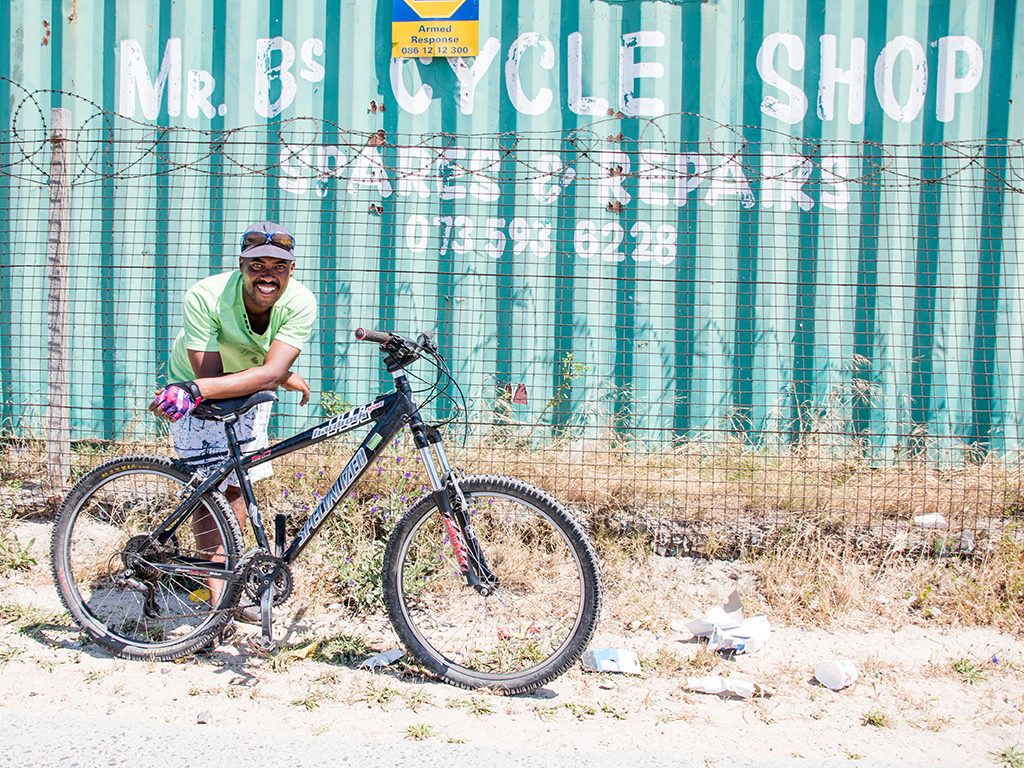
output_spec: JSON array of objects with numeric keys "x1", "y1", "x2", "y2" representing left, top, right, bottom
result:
[
  {"x1": 53, "y1": 458, "x2": 242, "y2": 658},
  {"x1": 392, "y1": 484, "x2": 590, "y2": 681}
]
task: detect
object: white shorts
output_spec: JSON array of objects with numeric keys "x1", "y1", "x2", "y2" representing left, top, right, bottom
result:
[{"x1": 171, "y1": 401, "x2": 273, "y2": 490}]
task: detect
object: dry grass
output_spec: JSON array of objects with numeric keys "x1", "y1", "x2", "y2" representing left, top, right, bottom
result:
[
  {"x1": 590, "y1": 519, "x2": 1024, "y2": 634},
  {"x1": 742, "y1": 531, "x2": 1022, "y2": 633},
  {"x1": 445, "y1": 434, "x2": 1023, "y2": 524},
  {"x1": 3, "y1": 427, "x2": 1023, "y2": 633},
  {"x1": 5, "y1": 424, "x2": 1023, "y2": 530},
  {"x1": 455, "y1": 437, "x2": 1024, "y2": 586}
]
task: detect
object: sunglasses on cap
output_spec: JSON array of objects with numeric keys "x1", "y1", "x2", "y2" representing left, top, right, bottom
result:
[{"x1": 240, "y1": 230, "x2": 296, "y2": 253}]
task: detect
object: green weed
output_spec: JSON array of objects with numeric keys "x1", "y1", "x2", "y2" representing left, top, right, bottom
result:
[
  {"x1": 951, "y1": 657, "x2": 987, "y2": 684},
  {"x1": 402, "y1": 688, "x2": 434, "y2": 713},
  {"x1": 533, "y1": 704, "x2": 560, "y2": 721},
  {"x1": 600, "y1": 703, "x2": 628, "y2": 720},
  {"x1": 446, "y1": 696, "x2": 494, "y2": 717},
  {"x1": 0, "y1": 505, "x2": 34, "y2": 575},
  {"x1": 992, "y1": 745, "x2": 1024, "y2": 768},
  {"x1": 361, "y1": 681, "x2": 400, "y2": 710},
  {"x1": 313, "y1": 633, "x2": 373, "y2": 666},
  {"x1": 860, "y1": 708, "x2": 889, "y2": 728},
  {"x1": 292, "y1": 690, "x2": 330, "y2": 711},
  {"x1": 564, "y1": 702, "x2": 597, "y2": 720},
  {"x1": 0, "y1": 645, "x2": 23, "y2": 666},
  {"x1": 404, "y1": 724, "x2": 434, "y2": 741}
]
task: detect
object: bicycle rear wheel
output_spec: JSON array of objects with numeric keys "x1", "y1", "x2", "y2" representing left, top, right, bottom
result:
[
  {"x1": 51, "y1": 456, "x2": 243, "y2": 659},
  {"x1": 382, "y1": 475, "x2": 601, "y2": 694}
]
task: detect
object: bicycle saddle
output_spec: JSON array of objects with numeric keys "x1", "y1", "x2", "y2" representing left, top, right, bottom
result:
[{"x1": 191, "y1": 391, "x2": 278, "y2": 422}]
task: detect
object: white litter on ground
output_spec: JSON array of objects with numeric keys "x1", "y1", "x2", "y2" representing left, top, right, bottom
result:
[
  {"x1": 685, "y1": 675, "x2": 775, "y2": 699},
  {"x1": 581, "y1": 647, "x2": 642, "y2": 674},
  {"x1": 358, "y1": 648, "x2": 404, "y2": 670},
  {"x1": 674, "y1": 590, "x2": 771, "y2": 655}
]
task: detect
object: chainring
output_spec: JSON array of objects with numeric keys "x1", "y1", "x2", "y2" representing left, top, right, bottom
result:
[{"x1": 242, "y1": 553, "x2": 293, "y2": 606}]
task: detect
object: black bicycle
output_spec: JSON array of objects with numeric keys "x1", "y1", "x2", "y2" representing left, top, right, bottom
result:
[{"x1": 51, "y1": 329, "x2": 601, "y2": 694}]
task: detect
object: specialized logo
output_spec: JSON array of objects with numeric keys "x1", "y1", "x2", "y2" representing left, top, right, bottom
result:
[
  {"x1": 299, "y1": 448, "x2": 369, "y2": 538},
  {"x1": 312, "y1": 402, "x2": 383, "y2": 440}
]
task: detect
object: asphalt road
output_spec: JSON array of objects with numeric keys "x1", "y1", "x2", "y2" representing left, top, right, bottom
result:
[{"x1": 0, "y1": 709, "x2": 966, "y2": 768}]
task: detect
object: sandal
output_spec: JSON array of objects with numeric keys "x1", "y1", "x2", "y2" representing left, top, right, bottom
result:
[{"x1": 233, "y1": 605, "x2": 261, "y2": 625}]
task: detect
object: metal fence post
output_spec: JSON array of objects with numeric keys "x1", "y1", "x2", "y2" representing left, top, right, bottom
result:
[{"x1": 46, "y1": 107, "x2": 71, "y2": 489}]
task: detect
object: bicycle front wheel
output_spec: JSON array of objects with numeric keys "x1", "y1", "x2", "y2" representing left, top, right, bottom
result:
[
  {"x1": 51, "y1": 456, "x2": 243, "y2": 660},
  {"x1": 383, "y1": 475, "x2": 601, "y2": 694}
]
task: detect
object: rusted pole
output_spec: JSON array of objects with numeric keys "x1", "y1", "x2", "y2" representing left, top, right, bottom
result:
[{"x1": 46, "y1": 107, "x2": 71, "y2": 489}]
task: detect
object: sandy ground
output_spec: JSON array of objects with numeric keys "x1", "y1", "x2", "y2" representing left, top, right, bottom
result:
[{"x1": 1, "y1": 520, "x2": 1022, "y2": 767}]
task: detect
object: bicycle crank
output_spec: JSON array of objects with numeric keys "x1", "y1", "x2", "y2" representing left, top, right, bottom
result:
[{"x1": 242, "y1": 553, "x2": 293, "y2": 606}]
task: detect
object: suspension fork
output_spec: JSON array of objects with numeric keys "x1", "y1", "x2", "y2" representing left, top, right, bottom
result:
[{"x1": 415, "y1": 426, "x2": 498, "y2": 595}]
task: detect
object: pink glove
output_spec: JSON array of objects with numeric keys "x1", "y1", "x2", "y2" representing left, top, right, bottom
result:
[{"x1": 150, "y1": 381, "x2": 203, "y2": 421}]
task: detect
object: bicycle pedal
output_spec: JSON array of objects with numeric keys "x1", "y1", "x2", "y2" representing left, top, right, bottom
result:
[
  {"x1": 253, "y1": 636, "x2": 278, "y2": 654},
  {"x1": 216, "y1": 621, "x2": 238, "y2": 645}
]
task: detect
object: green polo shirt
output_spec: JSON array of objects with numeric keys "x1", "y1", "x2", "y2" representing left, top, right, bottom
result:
[{"x1": 168, "y1": 271, "x2": 317, "y2": 381}]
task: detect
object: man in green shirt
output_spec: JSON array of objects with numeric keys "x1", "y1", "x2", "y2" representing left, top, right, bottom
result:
[{"x1": 150, "y1": 222, "x2": 317, "y2": 615}]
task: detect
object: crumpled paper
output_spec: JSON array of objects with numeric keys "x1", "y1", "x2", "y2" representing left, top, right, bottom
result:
[{"x1": 685, "y1": 675, "x2": 775, "y2": 699}]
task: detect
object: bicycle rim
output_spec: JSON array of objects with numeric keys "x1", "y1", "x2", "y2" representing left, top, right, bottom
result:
[
  {"x1": 390, "y1": 482, "x2": 592, "y2": 688},
  {"x1": 54, "y1": 460, "x2": 240, "y2": 656}
]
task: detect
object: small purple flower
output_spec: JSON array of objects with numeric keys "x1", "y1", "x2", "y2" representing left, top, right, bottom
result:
[
  {"x1": 373, "y1": 493, "x2": 379, "y2": 501},
  {"x1": 404, "y1": 471, "x2": 411, "y2": 479},
  {"x1": 370, "y1": 506, "x2": 379, "y2": 513},
  {"x1": 376, "y1": 466, "x2": 383, "y2": 475},
  {"x1": 283, "y1": 489, "x2": 290, "y2": 497},
  {"x1": 303, "y1": 504, "x2": 310, "y2": 511},
  {"x1": 296, "y1": 472, "x2": 303, "y2": 479},
  {"x1": 395, "y1": 456, "x2": 402, "y2": 464},
  {"x1": 346, "y1": 557, "x2": 352, "y2": 564}
]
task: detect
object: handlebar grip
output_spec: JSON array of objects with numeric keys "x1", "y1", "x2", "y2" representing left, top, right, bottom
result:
[{"x1": 355, "y1": 328, "x2": 391, "y2": 344}]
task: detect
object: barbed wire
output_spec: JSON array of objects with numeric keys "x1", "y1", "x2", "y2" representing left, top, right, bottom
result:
[{"x1": 4, "y1": 80, "x2": 1023, "y2": 195}]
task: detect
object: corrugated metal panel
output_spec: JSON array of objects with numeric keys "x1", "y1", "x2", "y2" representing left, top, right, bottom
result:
[{"x1": 1, "y1": 0, "x2": 1023, "y2": 459}]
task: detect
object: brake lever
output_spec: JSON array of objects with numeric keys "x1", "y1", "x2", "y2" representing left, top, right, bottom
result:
[{"x1": 416, "y1": 332, "x2": 438, "y2": 355}]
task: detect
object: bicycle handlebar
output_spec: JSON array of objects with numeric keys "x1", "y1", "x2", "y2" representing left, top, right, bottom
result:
[
  {"x1": 355, "y1": 327, "x2": 440, "y2": 373},
  {"x1": 354, "y1": 328, "x2": 391, "y2": 345}
]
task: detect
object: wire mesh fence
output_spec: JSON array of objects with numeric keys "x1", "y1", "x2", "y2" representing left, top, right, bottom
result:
[{"x1": 2, "y1": 85, "x2": 1023, "y2": 558}]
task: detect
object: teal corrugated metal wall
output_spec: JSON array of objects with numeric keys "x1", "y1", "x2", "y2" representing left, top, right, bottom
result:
[{"x1": 2, "y1": 0, "x2": 1023, "y2": 459}]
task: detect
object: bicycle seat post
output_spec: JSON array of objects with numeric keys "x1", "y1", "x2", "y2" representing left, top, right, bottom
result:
[{"x1": 222, "y1": 417, "x2": 270, "y2": 550}]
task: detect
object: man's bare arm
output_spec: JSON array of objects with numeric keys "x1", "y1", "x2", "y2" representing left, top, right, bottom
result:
[
  {"x1": 185, "y1": 341, "x2": 301, "y2": 400},
  {"x1": 187, "y1": 350, "x2": 225, "y2": 379}
]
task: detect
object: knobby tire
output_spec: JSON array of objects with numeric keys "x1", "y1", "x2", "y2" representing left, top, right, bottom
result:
[
  {"x1": 382, "y1": 475, "x2": 601, "y2": 695},
  {"x1": 51, "y1": 455, "x2": 243, "y2": 660}
]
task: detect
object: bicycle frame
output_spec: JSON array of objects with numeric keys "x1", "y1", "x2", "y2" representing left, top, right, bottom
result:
[{"x1": 148, "y1": 369, "x2": 483, "y2": 585}]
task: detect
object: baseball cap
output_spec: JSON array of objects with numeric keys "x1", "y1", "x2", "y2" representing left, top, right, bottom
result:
[{"x1": 240, "y1": 221, "x2": 297, "y2": 261}]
